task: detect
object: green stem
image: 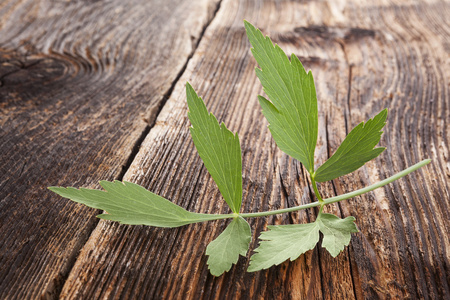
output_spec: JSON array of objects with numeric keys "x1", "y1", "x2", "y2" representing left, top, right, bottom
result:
[
  {"x1": 311, "y1": 176, "x2": 323, "y2": 203},
  {"x1": 317, "y1": 204, "x2": 324, "y2": 218},
  {"x1": 239, "y1": 201, "x2": 321, "y2": 218},
  {"x1": 238, "y1": 159, "x2": 430, "y2": 218}
]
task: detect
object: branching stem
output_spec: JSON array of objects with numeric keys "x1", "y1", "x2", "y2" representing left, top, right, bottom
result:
[{"x1": 235, "y1": 159, "x2": 430, "y2": 219}]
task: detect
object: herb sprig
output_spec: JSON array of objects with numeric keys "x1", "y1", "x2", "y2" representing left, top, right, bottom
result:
[{"x1": 49, "y1": 21, "x2": 431, "y2": 276}]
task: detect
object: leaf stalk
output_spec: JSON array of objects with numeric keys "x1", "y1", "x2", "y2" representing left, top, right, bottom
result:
[
  {"x1": 311, "y1": 176, "x2": 323, "y2": 203},
  {"x1": 237, "y1": 159, "x2": 430, "y2": 219}
]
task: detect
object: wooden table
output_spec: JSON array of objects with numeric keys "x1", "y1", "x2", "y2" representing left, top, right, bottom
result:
[{"x1": 1, "y1": 0, "x2": 448, "y2": 298}]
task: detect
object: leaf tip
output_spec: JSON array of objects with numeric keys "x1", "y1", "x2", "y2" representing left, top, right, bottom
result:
[
  {"x1": 328, "y1": 250, "x2": 341, "y2": 258},
  {"x1": 98, "y1": 180, "x2": 112, "y2": 189},
  {"x1": 47, "y1": 186, "x2": 69, "y2": 196},
  {"x1": 243, "y1": 19, "x2": 254, "y2": 31},
  {"x1": 186, "y1": 81, "x2": 194, "y2": 92},
  {"x1": 376, "y1": 108, "x2": 388, "y2": 123}
]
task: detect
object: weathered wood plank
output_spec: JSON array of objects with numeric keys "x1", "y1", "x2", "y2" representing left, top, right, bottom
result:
[
  {"x1": 0, "y1": 0, "x2": 220, "y2": 298},
  {"x1": 60, "y1": 0, "x2": 449, "y2": 299},
  {"x1": 336, "y1": 2, "x2": 450, "y2": 298},
  {"x1": 60, "y1": 0, "x2": 330, "y2": 296},
  {"x1": 2, "y1": 0, "x2": 448, "y2": 298}
]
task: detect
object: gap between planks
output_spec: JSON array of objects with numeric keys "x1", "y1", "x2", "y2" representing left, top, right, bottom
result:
[{"x1": 54, "y1": 0, "x2": 223, "y2": 298}]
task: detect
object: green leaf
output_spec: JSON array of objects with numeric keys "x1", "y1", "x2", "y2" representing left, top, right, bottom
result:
[
  {"x1": 317, "y1": 213, "x2": 359, "y2": 257},
  {"x1": 186, "y1": 82, "x2": 243, "y2": 213},
  {"x1": 244, "y1": 21, "x2": 318, "y2": 173},
  {"x1": 248, "y1": 212, "x2": 358, "y2": 272},
  {"x1": 206, "y1": 216, "x2": 251, "y2": 276},
  {"x1": 48, "y1": 181, "x2": 229, "y2": 227},
  {"x1": 314, "y1": 109, "x2": 388, "y2": 182},
  {"x1": 247, "y1": 222, "x2": 320, "y2": 272}
]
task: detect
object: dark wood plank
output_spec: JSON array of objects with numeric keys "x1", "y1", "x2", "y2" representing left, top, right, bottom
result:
[
  {"x1": 334, "y1": 2, "x2": 450, "y2": 298},
  {"x1": 0, "y1": 0, "x2": 220, "y2": 298},
  {"x1": 60, "y1": 0, "x2": 328, "y2": 297},
  {"x1": 3, "y1": 0, "x2": 448, "y2": 298},
  {"x1": 61, "y1": 0, "x2": 449, "y2": 298}
]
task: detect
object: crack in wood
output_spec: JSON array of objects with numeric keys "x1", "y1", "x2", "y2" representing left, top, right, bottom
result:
[
  {"x1": 117, "y1": 0, "x2": 223, "y2": 182},
  {"x1": 50, "y1": 0, "x2": 225, "y2": 298},
  {"x1": 2, "y1": 0, "x2": 448, "y2": 298},
  {"x1": 278, "y1": 166, "x2": 295, "y2": 224}
]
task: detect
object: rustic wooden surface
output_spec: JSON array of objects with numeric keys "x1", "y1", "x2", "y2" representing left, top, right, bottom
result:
[{"x1": 0, "y1": 0, "x2": 448, "y2": 299}]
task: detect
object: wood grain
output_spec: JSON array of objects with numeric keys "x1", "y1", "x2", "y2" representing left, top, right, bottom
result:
[
  {"x1": 0, "y1": 0, "x2": 220, "y2": 298},
  {"x1": 58, "y1": 0, "x2": 449, "y2": 299},
  {"x1": 1, "y1": 0, "x2": 449, "y2": 299}
]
